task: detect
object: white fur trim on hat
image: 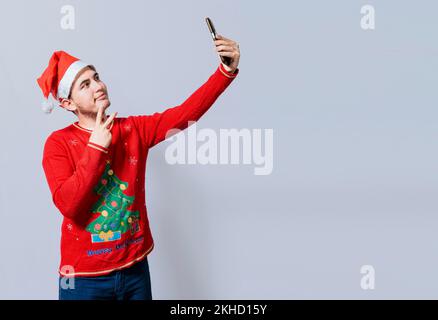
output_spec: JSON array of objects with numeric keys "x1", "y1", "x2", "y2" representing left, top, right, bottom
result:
[{"x1": 57, "y1": 60, "x2": 89, "y2": 99}]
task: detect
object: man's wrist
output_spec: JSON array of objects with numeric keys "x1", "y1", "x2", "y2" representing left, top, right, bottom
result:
[
  {"x1": 221, "y1": 63, "x2": 237, "y2": 74},
  {"x1": 219, "y1": 63, "x2": 239, "y2": 79}
]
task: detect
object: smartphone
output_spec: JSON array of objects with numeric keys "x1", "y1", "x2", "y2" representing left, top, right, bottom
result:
[{"x1": 205, "y1": 17, "x2": 232, "y2": 66}]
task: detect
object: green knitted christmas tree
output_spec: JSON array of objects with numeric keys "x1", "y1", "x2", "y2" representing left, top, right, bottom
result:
[{"x1": 86, "y1": 161, "x2": 140, "y2": 243}]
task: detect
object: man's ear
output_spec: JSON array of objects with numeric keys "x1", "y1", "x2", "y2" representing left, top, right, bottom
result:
[{"x1": 60, "y1": 98, "x2": 77, "y2": 113}]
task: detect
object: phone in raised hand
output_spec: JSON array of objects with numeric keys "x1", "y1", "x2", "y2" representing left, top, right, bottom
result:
[{"x1": 205, "y1": 17, "x2": 232, "y2": 66}]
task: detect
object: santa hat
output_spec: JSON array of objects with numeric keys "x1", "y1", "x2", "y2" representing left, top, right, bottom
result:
[{"x1": 37, "y1": 51, "x2": 92, "y2": 114}]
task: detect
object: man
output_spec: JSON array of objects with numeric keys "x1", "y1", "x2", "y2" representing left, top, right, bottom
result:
[{"x1": 39, "y1": 34, "x2": 240, "y2": 300}]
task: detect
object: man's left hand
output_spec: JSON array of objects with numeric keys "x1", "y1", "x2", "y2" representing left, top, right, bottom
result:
[{"x1": 214, "y1": 35, "x2": 240, "y2": 73}]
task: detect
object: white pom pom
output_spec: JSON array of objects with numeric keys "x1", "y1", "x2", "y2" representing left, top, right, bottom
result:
[
  {"x1": 41, "y1": 93, "x2": 59, "y2": 114},
  {"x1": 41, "y1": 99, "x2": 54, "y2": 114}
]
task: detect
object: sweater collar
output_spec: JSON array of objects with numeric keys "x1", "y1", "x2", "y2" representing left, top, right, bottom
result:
[
  {"x1": 72, "y1": 118, "x2": 116, "y2": 133},
  {"x1": 72, "y1": 122, "x2": 93, "y2": 133}
]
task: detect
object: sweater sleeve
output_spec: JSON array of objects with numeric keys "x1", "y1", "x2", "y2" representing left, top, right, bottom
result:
[
  {"x1": 130, "y1": 63, "x2": 239, "y2": 149},
  {"x1": 42, "y1": 134, "x2": 109, "y2": 221}
]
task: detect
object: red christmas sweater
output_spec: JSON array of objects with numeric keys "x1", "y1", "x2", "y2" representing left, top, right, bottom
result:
[{"x1": 42, "y1": 64, "x2": 238, "y2": 277}]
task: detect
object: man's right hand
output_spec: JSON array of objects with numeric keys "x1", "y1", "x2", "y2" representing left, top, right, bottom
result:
[{"x1": 89, "y1": 106, "x2": 117, "y2": 149}]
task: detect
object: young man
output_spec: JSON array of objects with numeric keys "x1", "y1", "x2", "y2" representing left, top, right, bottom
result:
[{"x1": 38, "y1": 35, "x2": 240, "y2": 300}]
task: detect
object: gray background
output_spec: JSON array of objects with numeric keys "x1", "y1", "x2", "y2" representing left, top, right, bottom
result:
[{"x1": 0, "y1": 0, "x2": 437, "y2": 299}]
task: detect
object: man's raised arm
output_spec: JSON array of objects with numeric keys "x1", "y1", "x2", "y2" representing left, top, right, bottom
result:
[{"x1": 131, "y1": 34, "x2": 240, "y2": 149}]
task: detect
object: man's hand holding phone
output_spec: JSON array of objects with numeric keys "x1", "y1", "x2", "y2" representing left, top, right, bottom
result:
[
  {"x1": 206, "y1": 17, "x2": 240, "y2": 74},
  {"x1": 214, "y1": 34, "x2": 240, "y2": 74}
]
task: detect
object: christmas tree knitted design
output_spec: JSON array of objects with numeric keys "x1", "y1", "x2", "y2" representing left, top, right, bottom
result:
[{"x1": 86, "y1": 161, "x2": 140, "y2": 243}]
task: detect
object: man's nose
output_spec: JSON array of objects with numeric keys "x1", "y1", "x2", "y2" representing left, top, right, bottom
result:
[{"x1": 92, "y1": 80, "x2": 105, "y2": 92}]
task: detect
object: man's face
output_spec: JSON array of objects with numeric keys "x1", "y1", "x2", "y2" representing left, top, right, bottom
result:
[{"x1": 66, "y1": 67, "x2": 110, "y2": 116}]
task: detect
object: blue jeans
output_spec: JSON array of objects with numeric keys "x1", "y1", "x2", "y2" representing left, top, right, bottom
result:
[{"x1": 59, "y1": 258, "x2": 152, "y2": 300}]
